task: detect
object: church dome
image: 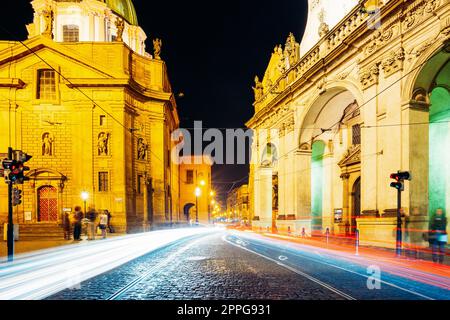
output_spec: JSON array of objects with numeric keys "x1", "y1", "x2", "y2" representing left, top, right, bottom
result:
[{"x1": 99, "y1": 0, "x2": 138, "y2": 26}]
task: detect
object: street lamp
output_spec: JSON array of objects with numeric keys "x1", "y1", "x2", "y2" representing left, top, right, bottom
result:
[
  {"x1": 195, "y1": 187, "x2": 201, "y2": 224},
  {"x1": 81, "y1": 191, "x2": 89, "y2": 217}
]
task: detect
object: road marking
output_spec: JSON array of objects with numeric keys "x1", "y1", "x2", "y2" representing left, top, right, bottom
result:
[
  {"x1": 223, "y1": 235, "x2": 356, "y2": 301},
  {"x1": 278, "y1": 256, "x2": 288, "y2": 261},
  {"x1": 232, "y1": 233, "x2": 435, "y2": 300}
]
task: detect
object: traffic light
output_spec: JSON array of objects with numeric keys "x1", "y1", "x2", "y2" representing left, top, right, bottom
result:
[
  {"x1": 390, "y1": 171, "x2": 411, "y2": 191},
  {"x1": 10, "y1": 153, "x2": 32, "y2": 185},
  {"x1": 12, "y1": 188, "x2": 22, "y2": 206}
]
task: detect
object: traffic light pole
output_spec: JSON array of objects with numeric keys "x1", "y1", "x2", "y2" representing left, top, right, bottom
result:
[
  {"x1": 396, "y1": 188, "x2": 402, "y2": 257},
  {"x1": 7, "y1": 147, "x2": 14, "y2": 262}
]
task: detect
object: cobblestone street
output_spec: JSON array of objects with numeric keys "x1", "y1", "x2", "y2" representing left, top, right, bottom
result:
[{"x1": 48, "y1": 232, "x2": 344, "y2": 300}]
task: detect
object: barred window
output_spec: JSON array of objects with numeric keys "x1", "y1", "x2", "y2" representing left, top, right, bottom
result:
[
  {"x1": 352, "y1": 124, "x2": 361, "y2": 145},
  {"x1": 37, "y1": 70, "x2": 56, "y2": 100},
  {"x1": 63, "y1": 25, "x2": 79, "y2": 42},
  {"x1": 98, "y1": 172, "x2": 109, "y2": 192},
  {"x1": 186, "y1": 170, "x2": 194, "y2": 184}
]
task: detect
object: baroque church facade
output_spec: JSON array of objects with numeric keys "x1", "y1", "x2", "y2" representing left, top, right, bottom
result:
[
  {"x1": 248, "y1": 0, "x2": 450, "y2": 248},
  {"x1": 0, "y1": 0, "x2": 181, "y2": 233}
]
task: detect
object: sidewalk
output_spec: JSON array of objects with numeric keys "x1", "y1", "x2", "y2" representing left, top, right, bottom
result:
[
  {"x1": 255, "y1": 232, "x2": 450, "y2": 277},
  {"x1": 229, "y1": 226, "x2": 450, "y2": 277},
  {"x1": 0, "y1": 233, "x2": 124, "y2": 259}
]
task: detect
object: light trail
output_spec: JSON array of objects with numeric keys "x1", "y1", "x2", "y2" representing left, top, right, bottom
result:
[
  {"x1": 228, "y1": 231, "x2": 450, "y2": 298},
  {"x1": 0, "y1": 228, "x2": 217, "y2": 300}
]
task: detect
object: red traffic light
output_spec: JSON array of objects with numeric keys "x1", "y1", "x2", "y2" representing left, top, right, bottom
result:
[{"x1": 390, "y1": 171, "x2": 411, "y2": 181}]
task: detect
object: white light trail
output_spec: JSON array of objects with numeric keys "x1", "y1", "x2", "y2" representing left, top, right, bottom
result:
[{"x1": 0, "y1": 228, "x2": 216, "y2": 300}]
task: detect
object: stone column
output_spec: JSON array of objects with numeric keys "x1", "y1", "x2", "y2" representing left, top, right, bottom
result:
[
  {"x1": 401, "y1": 100, "x2": 430, "y2": 248},
  {"x1": 295, "y1": 149, "x2": 311, "y2": 220},
  {"x1": 89, "y1": 13, "x2": 95, "y2": 41},
  {"x1": 340, "y1": 173, "x2": 350, "y2": 232},
  {"x1": 259, "y1": 167, "x2": 273, "y2": 229}
]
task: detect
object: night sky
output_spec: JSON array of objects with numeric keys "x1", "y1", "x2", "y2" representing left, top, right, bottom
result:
[{"x1": 2, "y1": 0, "x2": 308, "y2": 205}]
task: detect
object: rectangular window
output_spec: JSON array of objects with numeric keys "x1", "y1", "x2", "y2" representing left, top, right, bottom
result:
[
  {"x1": 352, "y1": 124, "x2": 361, "y2": 145},
  {"x1": 100, "y1": 115, "x2": 106, "y2": 126},
  {"x1": 186, "y1": 170, "x2": 194, "y2": 184},
  {"x1": 63, "y1": 25, "x2": 79, "y2": 42},
  {"x1": 137, "y1": 175, "x2": 143, "y2": 195},
  {"x1": 98, "y1": 172, "x2": 109, "y2": 192},
  {"x1": 37, "y1": 69, "x2": 56, "y2": 100}
]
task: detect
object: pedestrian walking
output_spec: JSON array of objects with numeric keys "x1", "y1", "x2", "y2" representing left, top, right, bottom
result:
[
  {"x1": 429, "y1": 208, "x2": 448, "y2": 264},
  {"x1": 99, "y1": 210, "x2": 108, "y2": 239},
  {"x1": 63, "y1": 211, "x2": 71, "y2": 240},
  {"x1": 86, "y1": 208, "x2": 98, "y2": 241},
  {"x1": 73, "y1": 206, "x2": 83, "y2": 241},
  {"x1": 105, "y1": 210, "x2": 114, "y2": 233}
]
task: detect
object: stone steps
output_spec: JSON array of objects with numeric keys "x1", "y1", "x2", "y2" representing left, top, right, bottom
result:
[{"x1": 17, "y1": 223, "x2": 65, "y2": 240}]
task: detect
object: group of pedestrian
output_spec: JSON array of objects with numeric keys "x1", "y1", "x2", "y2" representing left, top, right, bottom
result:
[{"x1": 63, "y1": 207, "x2": 113, "y2": 241}]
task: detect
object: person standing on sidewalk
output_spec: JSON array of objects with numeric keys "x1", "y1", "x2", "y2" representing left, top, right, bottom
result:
[
  {"x1": 62, "y1": 211, "x2": 71, "y2": 240},
  {"x1": 429, "y1": 208, "x2": 448, "y2": 264},
  {"x1": 98, "y1": 210, "x2": 108, "y2": 239},
  {"x1": 86, "y1": 208, "x2": 98, "y2": 241},
  {"x1": 73, "y1": 206, "x2": 83, "y2": 241}
]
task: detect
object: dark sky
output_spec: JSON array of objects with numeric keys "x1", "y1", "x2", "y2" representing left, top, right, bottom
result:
[{"x1": 2, "y1": 0, "x2": 308, "y2": 205}]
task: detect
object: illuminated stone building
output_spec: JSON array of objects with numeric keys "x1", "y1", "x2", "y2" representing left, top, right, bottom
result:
[
  {"x1": 248, "y1": 0, "x2": 450, "y2": 247},
  {"x1": 178, "y1": 156, "x2": 213, "y2": 225},
  {"x1": 226, "y1": 184, "x2": 250, "y2": 225},
  {"x1": 0, "y1": 0, "x2": 180, "y2": 235}
]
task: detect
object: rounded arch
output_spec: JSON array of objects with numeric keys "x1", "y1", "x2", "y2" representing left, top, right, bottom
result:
[
  {"x1": 27, "y1": 168, "x2": 67, "y2": 180},
  {"x1": 183, "y1": 203, "x2": 195, "y2": 221},
  {"x1": 297, "y1": 81, "x2": 363, "y2": 147},
  {"x1": 261, "y1": 142, "x2": 278, "y2": 167},
  {"x1": 403, "y1": 40, "x2": 450, "y2": 102}
]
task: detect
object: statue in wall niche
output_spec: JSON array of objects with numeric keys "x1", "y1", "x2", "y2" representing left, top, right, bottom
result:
[
  {"x1": 42, "y1": 6, "x2": 54, "y2": 39},
  {"x1": 137, "y1": 138, "x2": 148, "y2": 160},
  {"x1": 153, "y1": 38, "x2": 162, "y2": 60},
  {"x1": 42, "y1": 133, "x2": 54, "y2": 156},
  {"x1": 115, "y1": 18, "x2": 125, "y2": 42},
  {"x1": 98, "y1": 132, "x2": 109, "y2": 156},
  {"x1": 252, "y1": 76, "x2": 264, "y2": 101}
]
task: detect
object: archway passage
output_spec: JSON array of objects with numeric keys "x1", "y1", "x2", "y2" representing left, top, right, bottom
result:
[
  {"x1": 429, "y1": 85, "x2": 450, "y2": 216},
  {"x1": 38, "y1": 186, "x2": 58, "y2": 222},
  {"x1": 311, "y1": 141, "x2": 325, "y2": 231},
  {"x1": 183, "y1": 203, "x2": 195, "y2": 221}
]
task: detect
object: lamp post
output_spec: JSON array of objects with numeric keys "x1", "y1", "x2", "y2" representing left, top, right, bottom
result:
[
  {"x1": 195, "y1": 187, "x2": 201, "y2": 224},
  {"x1": 81, "y1": 191, "x2": 89, "y2": 218}
]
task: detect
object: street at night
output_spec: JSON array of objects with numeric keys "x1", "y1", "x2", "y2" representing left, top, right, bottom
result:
[
  {"x1": 0, "y1": 0, "x2": 450, "y2": 314},
  {"x1": 1, "y1": 227, "x2": 448, "y2": 301}
]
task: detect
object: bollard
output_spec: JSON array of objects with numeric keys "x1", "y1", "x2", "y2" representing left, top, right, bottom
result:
[
  {"x1": 355, "y1": 229, "x2": 360, "y2": 256},
  {"x1": 326, "y1": 227, "x2": 330, "y2": 246}
]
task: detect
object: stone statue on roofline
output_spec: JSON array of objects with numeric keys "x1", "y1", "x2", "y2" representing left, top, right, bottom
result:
[
  {"x1": 115, "y1": 18, "x2": 125, "y2": 42},
  {"x1": 252, "y1": 76, "x2": 264, "y2": 102},
  {"x1": 42, "y1": 5, "x2": 54, "y2": 39},
  {"x1": 153, "y1": 38, "x2": 162, "y2": 60}
]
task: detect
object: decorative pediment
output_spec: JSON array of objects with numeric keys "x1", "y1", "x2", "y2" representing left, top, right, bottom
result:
[{"x1": 338, "y1": 144, "x2": 361, "y2": 167}]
